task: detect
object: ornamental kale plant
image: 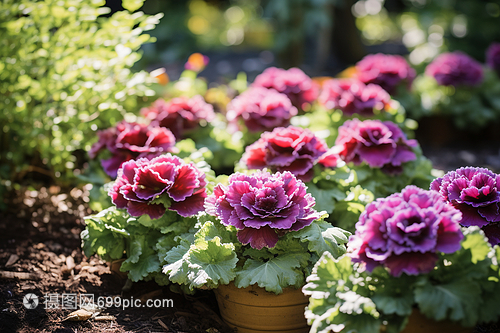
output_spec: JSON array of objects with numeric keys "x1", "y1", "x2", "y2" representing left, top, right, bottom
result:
[
  {"x1": 109, "y1": 153, "x2": 207, "y2": 219},
  {"x1": 354, "y1": 53, "x2": 416, "y2": 95},
  {"x1": 141, "y1": 95, "x2": 216, "y2": 139},
  {"x1": 89, "y1": 121, "x2": 177, "y2": 178},
  {"x1": 350, "y1": 186, "x2": 463, "y2": 276},
  {"x1": 303, "y1": 186, "x2": 500, "y2": 333},
  {"x1": 226, "y1": 87, "x2": 298, "y2": 133},
  {"x1": 431, "y1": 167, "x2": 500, "y2": 245},
  {"x1": 410, "y1": 53, "x2": 500, "y2": 130},
  {"x1": 162, "y1": 170, "x2": 351, "y2": 294},
  {"x1": 239, "y1": 126, "x2": 338, "y2": 182},
  {"x1": 318, "y1": 78, "x2": 392, "y2": 117},
  {"x1": 252, "y1": 67, "x2": 319, "y2": 111},
  {"x1": 425, "y1": 51, "x2": 484, "y2": 87},
  {"x1": 334, "y1": 119, "x2": 417, "y2": 173},
  {"x1": 206, "y1": 171, "x2": 321, "y2": 249},
  {"x1": 331, "y1": 119, "x2": 435, "y2": 199},
  {"x1": 82, "y1": 149, "x2": 215, "y2": 284}
]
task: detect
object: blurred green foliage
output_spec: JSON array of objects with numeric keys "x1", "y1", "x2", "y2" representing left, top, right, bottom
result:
[
  {"x1": 0, "y1": 0, "x2": 162, "y2": 195},
  {"x1": 354, "y1": 0, "x2": 500, "y2": 67}
]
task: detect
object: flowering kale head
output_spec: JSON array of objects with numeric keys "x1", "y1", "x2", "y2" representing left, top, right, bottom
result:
[
  {"x1": 89, "y1": 121, "x2": 176, "y2": 178},
  {"x1": 141, "y1": 95, "x2": 215, "y2": 139},
  {"x1": 486, "y1": 43, "x2": 500, "y2": 75},
  {"x1": 226, "y1": 87, "x2": 298, "y2": 132},
  {"x1": 354, "y1": 53, "x2": 416, "y2": 94},
  {"x1": 241, "y1": 126, "x2": 338, "y2": 182},
  {"x1": 251, "y1": 67, "x2": 319, "y2": 110},
  {"x1": 430, "y1": 167, "x2": 500, "y2": 245},
  {"x1": 349, "y1": 185, "x2": 463, "y2": 277},
  {"x1": 109, "y1": 153, "x2": 207, "y2": 219},
  {"x1": 425, "y1": 52, "x2": 484, "y2": 87},
  {"x1": 205, "y1": 170, "x2": 321, "y2": 249},
  {"x1": 334, "y1": 119, "x2": 418, "y2": 173},
  {"x1": 318, "y1": 78, "x2": 391, "y2": 117}
]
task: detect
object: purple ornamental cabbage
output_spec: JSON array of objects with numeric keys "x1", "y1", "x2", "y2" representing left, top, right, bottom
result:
[
  {"x1": 205, "y1": 171, "x2": 321, "y2": 249},
  {"x1": 241, "y1": 126, "x2": 338, "y2": 182},
  {"x1": 354, "y1": 53, "x2": 416, "y2": 94},
  {"x1": 109, "y1": 154, "x2": 207, "y2": 219},
  {"x1": 425, "y1": 52, "x2": 484, "y2": 87},
  {"x1": 486, "y1": 42, "x2": 500, "y2": 75},
  {"x1": 226, "y1": 87, "x2": 298, "y2": 132},
  {"x1": 89, "y1": 121, "x2": 177, "y2": 178},
  {"x1": 318, "y1": 78, "x2": 392, "y2": 116},
  {"x1": 349, "y1": 185, "x2": 464, "y2": 277},
  {"x1": 334, "y1": 119, "x2": 418, "y2": 174},
  {"x1": 430, "y1": 167, "x2": 500, "y2": 245},
  {"x1": 251, "y1": 67, "x2": 319, "y2": 110}
]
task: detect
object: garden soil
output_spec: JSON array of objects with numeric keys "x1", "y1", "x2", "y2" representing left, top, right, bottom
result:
[{"x1": 2, "y1": 143, "x2": 500, "y2": 333}]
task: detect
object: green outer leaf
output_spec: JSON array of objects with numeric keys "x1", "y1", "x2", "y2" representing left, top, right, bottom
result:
[
  {"x1": 187, "y1": 236, "x2": 238, "y2": 289},
  {"x1": 120, "y1": 234, "x2": 161, "y2": 282},
  {"x1": 293, "y1": 221, "x2": 350, "y2": 259},
  {"x1": 414, "y1": 278, "x2": 481, "y2": 326},
  {"x1": 235, "y1": 253, "x2": 309, "y2": 294}
]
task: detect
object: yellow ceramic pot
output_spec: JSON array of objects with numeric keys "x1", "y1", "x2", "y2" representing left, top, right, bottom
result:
[
  {"x1": 398, "y1": 309, "x2": 474, "y2": 333},
  {"x1": 214, "y1": 283, "x2": 310, "y2": 333}
]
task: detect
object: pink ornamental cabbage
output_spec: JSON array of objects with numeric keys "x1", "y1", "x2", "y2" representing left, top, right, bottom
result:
[
  {"x1": 334, "y1": 119, "x2": 418, "y2": 173},
  {"x1": 89, "y1": 121, "x2": 177, "y2": 178},
  {"x1": 486, "y1": 42, "x2": 500, "y2": 75},
  {"x1": 430, "y1": 167, "x2": 500, "y2": 245},
  {"x1": 354, "y1": 53, "x2": 416, "y2": 94},
  {"x1": 226, "y1": 87, "x2": 298, "y2": 132},
  {"x1": 241, "y1": 126, "x2": 338, "y2": 182},
  {"x1": 349, "y1": 185, "x2": 464, "y2": 277},
  {"x1": 109, "y1": 154, "x2": 207, "y2": 219},
  {"x1": 141, "y1": 95, "x2": 216, "y2": 139},
  {"x1": 205, "y1": 171, "x2": 321, "y2": 249},
  {"x1": 252, "y1": 67, "x2": 319, "y2": 110},
  {"x1": 425, "y1": 52, "x2": 484, "y2": 87},
  {"x1": 318, "y1": 78, "x2": 391, "y2": 116}
]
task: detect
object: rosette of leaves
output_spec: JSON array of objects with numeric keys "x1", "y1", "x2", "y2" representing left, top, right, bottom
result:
[
  {"x1": 303, "y1": 228, "x2": 500, "y2": 333},
  {"x1": 162, "y1": 171, "x2": 351, "y2": 295},
  {"x1": 332, "y1": 119, "x2": 435, "y2": 199}
]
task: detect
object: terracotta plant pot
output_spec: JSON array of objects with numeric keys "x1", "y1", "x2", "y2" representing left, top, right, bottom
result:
[
  {"x1": 398, "y1": 309, "x2": 474, "y2": 333},
  {"x1": 214, "y1": 283, "x2": 310, "y2": 333},
  {"x1": 108, "y1": 258, "x2": 128, "y2": 280}
]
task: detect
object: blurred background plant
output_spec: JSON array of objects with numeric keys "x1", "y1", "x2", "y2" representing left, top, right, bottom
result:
[{"x1": 0, "y1": 0, "x2": 161, "y2": 207}]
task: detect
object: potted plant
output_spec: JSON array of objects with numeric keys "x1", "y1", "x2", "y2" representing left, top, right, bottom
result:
[
  {"x1": 81, "y1": 150, "x2": 214, "y2": 285},
  {"x1": 410, "y1": 50, "x2": 500, "y2": 145},
  {"x1": 162, "y1": 169, "x2": 351, "y2": 333},
  {"x1": 303, "y1": 185, "x2": 500, "y2": 333}
]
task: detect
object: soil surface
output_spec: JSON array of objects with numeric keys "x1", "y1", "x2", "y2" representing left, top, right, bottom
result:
[{"x1": 2, "y1": 138, "x2": 500, "y2": 333}]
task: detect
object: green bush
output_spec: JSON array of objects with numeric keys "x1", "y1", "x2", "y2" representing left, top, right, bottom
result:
[{"x1": 0, "y1": 0, "x2": 162, "y2": 194}]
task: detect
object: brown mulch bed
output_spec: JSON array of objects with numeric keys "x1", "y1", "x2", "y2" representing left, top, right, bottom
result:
[{"x1": 0, "y1": 185, "x2": 233, "y2": 333}]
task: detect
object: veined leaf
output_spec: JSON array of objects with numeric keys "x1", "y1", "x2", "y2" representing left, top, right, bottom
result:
[
  {"x1": 187, "y1": 236, "x2": 238, "y2": 288},
  {"x1": 414, "y1": 278, "x2": 481, "y2": 326},
  {"x1": 235, "y1": 253, "x2": 309, "y2": 294},
  {"x1": 293, "y1": 221, "x2": 350, "y2": 258}
]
